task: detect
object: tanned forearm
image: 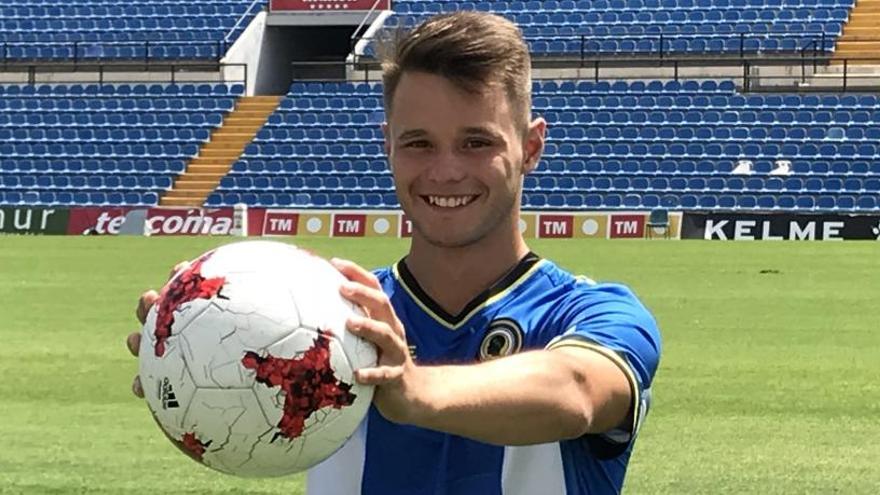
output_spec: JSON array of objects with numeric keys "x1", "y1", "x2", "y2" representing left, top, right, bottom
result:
[{"x1": 403, "y1": 348, "x2": 626, "y2": 446}]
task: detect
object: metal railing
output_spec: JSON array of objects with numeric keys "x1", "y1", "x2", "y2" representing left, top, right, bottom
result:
[
  {"x1": 0, "y1": 62, "x2": 249, "y2": 93},
  {"x1": 294, "y1": 57, "x2": 880, "y2": 94},
  {"x1": 555, "y1": 33, "x2": 833, "y2": 61},
  {"x1": 798, "y1": 33, "x2": 834, "y2": 78},
  {"x1": 352, "y1": 32, "x2": 837, "y2": 62},
  {"x1": 223, "y1": 0, "x2": 266, "y2": 46},
  {"x1": 0, "y1": 41, "x2": 231, "y2": 66},
  {"x1": 561, "y1": 56, "x2": 880, "y2": 93},
  {"x1": 349, "y1": 0, "x2": 388, "y2": 55}
]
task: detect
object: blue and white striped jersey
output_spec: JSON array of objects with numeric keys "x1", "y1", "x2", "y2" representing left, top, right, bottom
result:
[{"x1": 307, "y1": 253, "x2": 661, "y2": 495}]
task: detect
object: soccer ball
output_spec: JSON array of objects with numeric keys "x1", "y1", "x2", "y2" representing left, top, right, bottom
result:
[{"x1": 139, "y1": 241, "x2": 377, "y2": 477}]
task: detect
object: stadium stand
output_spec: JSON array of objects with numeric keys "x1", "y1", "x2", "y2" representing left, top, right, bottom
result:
[
  {"x1": 0, "y1": 1, "x2": 263, "y2": 61},
  {"x1": 0, "y1": 2, "x2": 876, "y2": 214},
  {"x1": 374, "y1": 0, "x2": 853, "y2": 56},
  {"x1": 0, "y1": 83, "x2": 244, "y2": 207},
  {"x1": 205, "y1": 79, "x2": 880, "y2": 212}
]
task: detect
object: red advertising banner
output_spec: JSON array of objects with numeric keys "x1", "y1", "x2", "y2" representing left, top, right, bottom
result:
[
  {"x1": 332, "y1": 213, "x2": 367, "y2": 237},
  {"x1": 263, "y1": 210, "x2": 300, "y2": 236},
  {"x1": 270, "y1": 0, "x2": 390, "y2": 11},
  {"x1": 67, "y1": 207, "x2": 132, "y2": 235},
  {"x1": 609, "y1": 214, "x2": 646, "y2": 239},
  {"x1": 400, "y1": 214, "x2": 413, "y2": 237},
  {"x1": 247, "y1": 208, "x2": 267, "y2": 237},
  {"x1": 537, "y1": 214, "x2": 574, "y2": 238},
  {"x1": 68, "y1": 207, "x2": 242, "y2": 236}
]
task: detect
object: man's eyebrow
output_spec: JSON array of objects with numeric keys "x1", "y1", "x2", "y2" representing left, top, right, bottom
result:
[
  {"x1": 462, "y1": 126, "x2": 504, "y2": 140},
  {"x1": 397, "y1": 129, "x2": 428, "y2": 141}
]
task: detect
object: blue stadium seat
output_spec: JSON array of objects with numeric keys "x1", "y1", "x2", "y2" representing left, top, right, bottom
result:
[
  {"x1": 757, "y1": 195, "x2": 777, "y2": 209},
  {"x1": 680, "y1": 194, "x2": 698, "y2": 209},
  {"x1": 718, "y1": 195, "x2": 736, "y2": 209},
  {"x1": 622, "y1": 194, "x2": 642, "y2": 208},
  {"x1": 737, "y1": 195, "x2": 757, "y2": 209},
  {"x1": 777, "y1": 195, "x2": 796, "y2": 210},
  {"x1": 604, "y1": 194, "x2": 623, "y2": 208},
  {"x1": 856, "y1": 195, "x2": 877, "y2": 210},
  {"x1": 698, "y1": 195, "x2": 718, "y2": 209},
  {"x1": 817, "y1": 195, "x2": 836, "y2": 210}
]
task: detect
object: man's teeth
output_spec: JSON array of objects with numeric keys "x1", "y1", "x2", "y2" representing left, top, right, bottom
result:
[{"x1": 427, "y1": 195, "x2": 475, "y2": 208}]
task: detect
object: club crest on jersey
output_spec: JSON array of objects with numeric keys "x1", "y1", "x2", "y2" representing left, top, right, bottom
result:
[{"x1": 478, "y1": 318, "x2": 523, "y2": 361}]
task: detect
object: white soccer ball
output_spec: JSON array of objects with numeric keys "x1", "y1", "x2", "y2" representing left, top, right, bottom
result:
[{"x1": 139, "y1": 240, "x2": 377, "y2": 477}]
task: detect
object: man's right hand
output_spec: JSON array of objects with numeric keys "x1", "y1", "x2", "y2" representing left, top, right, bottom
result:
[{"x1": 126, "y1": 261, "x2": 190, "y2": 399}]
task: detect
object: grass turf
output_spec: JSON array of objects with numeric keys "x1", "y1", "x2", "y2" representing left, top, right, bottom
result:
[{"x1": 0, "y1": 236, "x2": 877, "y2": 494}]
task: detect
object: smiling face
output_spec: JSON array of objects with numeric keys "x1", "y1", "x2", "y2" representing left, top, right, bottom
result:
[{"x1": 384, "y1": 71, "x2": 545, "y2": 248}]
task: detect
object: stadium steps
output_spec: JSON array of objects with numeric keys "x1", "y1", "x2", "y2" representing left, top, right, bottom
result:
[
  {"x1": 834, "y1": 0, "x2": 880, "y2": 64},
  {"x1": 161, "y1": 95, "x2": 282, "y2": 207}
]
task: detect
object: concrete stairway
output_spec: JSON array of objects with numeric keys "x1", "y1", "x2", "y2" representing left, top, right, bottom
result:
[
  {"x1": 160, "y1": 95, "x2": 282, "y2": 207},
  {"x1": 834, "y1": 0, "x2": 880, "y2": 64}
]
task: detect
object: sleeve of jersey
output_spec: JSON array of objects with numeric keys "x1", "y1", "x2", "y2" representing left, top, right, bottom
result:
[{"x1": 545, "y1": 283, "x2": 661, "y2": 460}]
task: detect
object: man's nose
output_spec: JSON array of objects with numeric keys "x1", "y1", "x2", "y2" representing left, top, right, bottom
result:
[{"x1": 425, "y1": 151, "x2": 467, "y2": 183}]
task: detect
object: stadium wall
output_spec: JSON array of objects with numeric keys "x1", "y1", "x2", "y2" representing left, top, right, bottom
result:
[
  {"x1": 0, "y1": 206, "x2": 685, "y2": 240},
  {"x1": 223, "y1": 11, "x2": 269, "y2": 96},
  {"x1": 5, "y1": 206, "x2": 879, "y2": 241}
]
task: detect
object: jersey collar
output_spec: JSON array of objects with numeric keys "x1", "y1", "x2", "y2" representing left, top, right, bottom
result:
[{"x1": 392, "y1": 252, "x2": 544, "y2": 330}]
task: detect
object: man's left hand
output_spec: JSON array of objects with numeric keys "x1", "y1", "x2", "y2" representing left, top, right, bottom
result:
[{"x1": 330, "y1": 258, "x2": 427, "y2": 425}]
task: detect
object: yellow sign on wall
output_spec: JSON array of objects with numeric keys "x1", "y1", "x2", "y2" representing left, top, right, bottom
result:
[
  {"x1": 299, "y1": 212, "x2": 332, "y2": 237},
  {"x1": 365, "y1": 213, "x2": 400, "y2": 238}
]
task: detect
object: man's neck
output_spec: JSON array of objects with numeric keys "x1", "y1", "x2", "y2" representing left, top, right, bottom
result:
[{"x1": 404, "y1": 229, "x2": 531, "y2": 317}]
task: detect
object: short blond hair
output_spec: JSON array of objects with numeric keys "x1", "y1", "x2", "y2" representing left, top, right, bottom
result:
[{"x1": 379, "y1": 11, "x2": 532, "y2": 131}]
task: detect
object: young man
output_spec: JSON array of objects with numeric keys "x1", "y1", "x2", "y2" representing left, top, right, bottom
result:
[{"x1": 127, "y1": 11, "x2": 661, "y2": 494}]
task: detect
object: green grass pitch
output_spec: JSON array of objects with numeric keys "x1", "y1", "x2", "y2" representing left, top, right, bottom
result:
[{"x1": 0, "y1": 236, "x2": 878, "y2": 494}]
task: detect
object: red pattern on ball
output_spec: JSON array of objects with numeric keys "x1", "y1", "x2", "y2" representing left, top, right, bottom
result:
[
  {"x1": 178, "y1": 432, "x2": 211, "y2": 462},
  {"x1": 154, "y1": 252, "x2": 226, "y2": 357},
  {"x1": 242, "y1": 330, "x2": 357, "y2": 441}
]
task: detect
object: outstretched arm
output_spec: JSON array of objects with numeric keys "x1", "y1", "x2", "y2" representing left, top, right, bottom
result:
[{"x1": 403, "y1": 346, "x2": 631, "y2": 445}]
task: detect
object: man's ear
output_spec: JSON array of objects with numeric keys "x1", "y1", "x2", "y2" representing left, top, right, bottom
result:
[{"x1": 522, "y1": 117, "x2": 546, "y2": 175}]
